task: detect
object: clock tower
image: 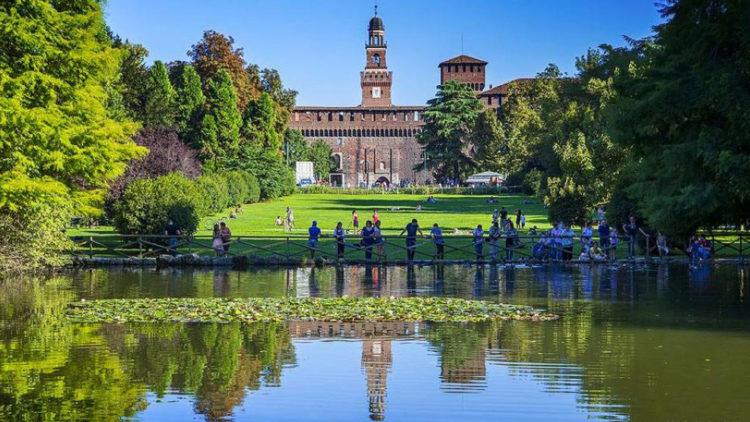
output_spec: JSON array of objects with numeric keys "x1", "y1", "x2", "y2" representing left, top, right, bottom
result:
[{"x1": 360, "y1": 6, "x2": 392, "y2": 107}]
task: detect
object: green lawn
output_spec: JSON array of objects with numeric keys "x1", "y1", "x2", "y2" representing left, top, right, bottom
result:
[{"x1": 198, "y1": 192, "x2": 549, "y2": 236}]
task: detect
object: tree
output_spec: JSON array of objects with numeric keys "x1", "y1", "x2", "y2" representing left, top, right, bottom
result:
[
  {"x1": 0, "y1": 0, "x2": 143, "y2": 268},
  {"x1": 608, "y1": 0, "x2": 750, "y2": 236},
  {"x1": 283, "y1": 129, "x2": 310, "y2": 165},
  {"x1": 197, "y1": 70, "x2": 242, "y2": 169},
  {"x1": 106, "y1": 127, "x2": 202, "y2": 212},
  {"x1": 242, "y1": 92, "x2": 282, "y2": 153},
  {"x1": 471, "y1": 109, "x2": 506, "y2": 172},
  {"x1": 142, "y1": 61, "x2": 177, "y2": 128},
  {"x1": 309, "y1": 139, "x2": 334, "y2": 181},
  {"x1": 416, "y1": 80, "x2": 484, "y2": 181},
  {"x1": 172, "y1": 64, "x2": 205, "y2": 143},
  {"x1": 188, "y1": 30, "x2": 259, "y2": 111},
  {"x1": 112, "y1": 39, "x2": 149, "y2": 120}
]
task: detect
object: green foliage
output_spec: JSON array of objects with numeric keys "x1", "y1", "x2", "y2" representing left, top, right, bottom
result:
[
  {"x1": 607, "y1": 0, "x2": 750, "y2": 236},
  {"x1": 417, "y1": 81, "x2": 484, "y2": 181},
  {"x1": 308, "y1": 139, "x2": 334, "y2": 180},
  {"x1": 113, "y1": 40, "x2": 149, "y2": 119},
  {"x1": 242, "y1": 92, "x2": 282, "y2": 152},
  {"x1": 173, "y1": 64, "x2": 205, "y2": 142},
  {"x1": 197, "y1": 70, "x2": 242, "y2": 169},
  {"x1": 0, "y1": 204, "x2": 72, "y2": 272},
  {"x1": 142, "y1": 60, "x2": 176, "y2": 128},
  {"x1": 113, "y1": 173, "x2": 202, "y2": 235},
  {"x1": 253, "y1": 160, "x2": 296, "y2": 199},
  {"x1": 66, "y1": 297, "x2": 557, "y2": 323},
  {"x1": 545, "y1": 177, "x2": 590, "y2": 226},
  {"x1": 196, "y1": 173, "x2": 231, "y2": 214},
  {"x1": 472, "y1": 109, "x2": 506, "y2": 173},
  {"x1": 0, "y1": 0, "x2": 143, "y2": 267},
  {"x1": 283, "y1": 128, "x2": 310, "y2": 164}
]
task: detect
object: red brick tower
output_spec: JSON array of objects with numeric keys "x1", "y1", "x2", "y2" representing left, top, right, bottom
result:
[
  {"x1": 438, "y1": 55, "x2": 488, "y2": 93},
  {"x1": 361, "y1": 6, "x2": 392, "y2": 107}
]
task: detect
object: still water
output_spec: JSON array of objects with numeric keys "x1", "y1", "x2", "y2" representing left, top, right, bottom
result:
[{"x1": 1, "y1": 263, "x2": 749, "y2": 421}]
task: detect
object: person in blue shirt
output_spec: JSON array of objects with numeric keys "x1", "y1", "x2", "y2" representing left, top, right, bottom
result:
[
  {"x1": 400, "y1": 219, "x2": 423, "y2": 261},
  {"x1": 430, "y1": 223, "x2": 445, "y2": 260},
  {"x1": 308, "y1": 221, "x2": 322, "y2": 258},
  {"x1": 334, "y1": 221, "x2": 346, "y2": 259},
  {"x1": 374, "y1": 220, "x2": 386, "y2": 260},
  {"x1": 472, "y1": 224, "x2": 485, "y2": 260},
  {"x1": 361, "y1": 220, "x2": 376, "y2": 260}
]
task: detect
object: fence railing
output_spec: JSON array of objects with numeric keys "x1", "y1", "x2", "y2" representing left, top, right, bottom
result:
[{"x1": 69, "y1": 232, "x2": 748, "y2": 263}]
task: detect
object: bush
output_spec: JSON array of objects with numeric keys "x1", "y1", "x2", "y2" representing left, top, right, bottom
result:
[
  {"x1": 195, "y1": 173, "x2": 230, "y2": 214},
  {"x1": 241, "y1": 172, "x2": 261, "y2": 204},
  {"x1": 0, "y1": 203, "x2": 72, "y2": 272},
  {"x1": 257, "y1": 162, "x2": 295, "y2": 199},
  {"x1": 295, "y1": 185, "x2": 507, "y2": 195},
  {"x1": 113, "y1": 173, "x2": 202, "y2": 235},
  {"x1": 544, "y1": 177, "x2": 591, "y2": 226}
]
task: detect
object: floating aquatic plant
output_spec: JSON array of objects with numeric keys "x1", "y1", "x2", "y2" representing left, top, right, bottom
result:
[{"x1": 66, "y1": 297, "x2": 558, "y2": 323}]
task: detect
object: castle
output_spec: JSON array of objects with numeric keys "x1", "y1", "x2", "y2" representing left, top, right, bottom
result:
[{"x1": 288, "y1": 8, "x2": 523, "y2": 187}]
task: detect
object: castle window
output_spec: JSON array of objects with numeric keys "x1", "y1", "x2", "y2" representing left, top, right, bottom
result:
[
  {"x1": 336, "y1": 138, "x2": 343, "y2": 146},
  {"x1": 462, "y1": 65, "x2": 466, "y2": 72},
  {"x1": 333, "y1": 154, "x2": 342, "y2": 169},
  {"x1": 487, "y1": 97, "x2": 492, "y2": 105},
  {"x1": 349, "y1": 112, "x2": 354, "y2": 121},
  {"x1": 328, "y1": 113, "x2": 333, "y2": 122},
  {"x1": 372, "y1": 87, "x2": 381, "y2": 98},
  {"x1": 379, "y1": 161, "x2": 386, "y2": 171},
  {"x1": 338, "y1": 112, "x2": 344, "y2": 122}
]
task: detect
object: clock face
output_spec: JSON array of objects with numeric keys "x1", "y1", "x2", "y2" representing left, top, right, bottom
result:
[{"x1": 372, "y1": 54, "x2": 381, "y2": 65}]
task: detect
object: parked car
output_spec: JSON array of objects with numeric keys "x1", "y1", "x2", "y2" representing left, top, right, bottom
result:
[{"x1": 298, "y1": 178, "x2": 313, "y2": 187}]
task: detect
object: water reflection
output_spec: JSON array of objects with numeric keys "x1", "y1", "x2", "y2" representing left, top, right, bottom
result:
[{"x1": 2, "y1": 264, "x2": 750, "y2": 420}]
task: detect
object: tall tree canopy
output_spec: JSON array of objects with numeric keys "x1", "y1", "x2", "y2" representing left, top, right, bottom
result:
[
  {"x1": 609, "y1": 0, "x2": 750, "y2": 236},
  {"x1": 197, "y1": 70, "x2": 242, "y2": 170},
  {"x1": 0, "y1": 0, "x2": 143, "y2": 214},
  {"x1": 188, "y1": 30, "x2": 259, "y2": 111},
  {"x1": 172, "y1": 63, "x2": 205, "y2": 143},
  {"x1": 142, "y1": 60, "x2": 176, "y2": 128},
  {"x1": 416, "y1": 80, "x2": 484, "y2": 181}
]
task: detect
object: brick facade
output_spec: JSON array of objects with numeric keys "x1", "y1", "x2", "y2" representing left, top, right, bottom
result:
[{"x1": 288, "y1": 9, "x2": 527, "y2": 186}]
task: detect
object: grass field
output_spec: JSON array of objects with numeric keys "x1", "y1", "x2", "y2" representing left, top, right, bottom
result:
[{"x1": 197, "y1": 192, "x2": 550, "y2": 236}]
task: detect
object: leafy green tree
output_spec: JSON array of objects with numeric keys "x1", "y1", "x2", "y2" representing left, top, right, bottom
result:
[
  {"x1": 242, "y1": 92, "x2": 282, "y2": 153},
  {"x1": 0, "y1": 0, "x2": 143, "y2": 268},
  {"x1": 172, "y1": 64, "x2": 205, "y2": 141},
  {"x1": 471, "y1": 109, "x2": 506, "y2": 172},
  {"x1": 309, "y1": 139, "x2": 334, "y2": 181},
  {"x1": 188, "y1": 30, "x2": 259, "y2": 111},
  {"x1": 283, "y1": 128, "x2": 310, "y2": 164},
  {"x1": 142, "y1": 60, "x2": 177, "y2": 128},
  {"x1": 197, "y1": 70, "x2": 242, "y2": 169},
  {"x1": 112, "y1": 39, "x2": 149, "y2": 119},
  {"x1": 416, "y1": 81, "x2": 484, "y2": 181},
  {"x1": 608, "y1": 0, "x2": 750, "y2": 236}
]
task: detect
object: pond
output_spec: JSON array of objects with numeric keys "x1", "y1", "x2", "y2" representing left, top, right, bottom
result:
[{"x1": 1, "y1": 263, "x2": 749, "y2": 421}]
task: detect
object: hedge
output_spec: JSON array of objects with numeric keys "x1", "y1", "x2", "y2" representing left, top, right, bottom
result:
[
  {"x1": 113, "y1": 170, "x2": 261, "y2": 235},
  {"x1": 296, "y1": 185, "x2": 509, "y2": 195}
]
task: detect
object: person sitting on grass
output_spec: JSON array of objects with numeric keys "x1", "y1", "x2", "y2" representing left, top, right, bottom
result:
[
  {"x1": 275, "y1": 216, "x2": 283, "y2": 226},
  {"x1": 588, "y1": 241, "x2": 607, "y2": 261},
  {"x1": 334, "y1": 222, "x2": 346, "y2": 259},
  {"x1": 430, "y1": 223, "x2": 445, "y2": 260},
  {"x1": 415, "y1": 203, "x2": 423, "y2": 211},
  {"x1": 427, "y1": 195, "x2": 437, "y2": 204},
  {"x1": 307, "y1": 221, "x2": 321, "y2": 259}
]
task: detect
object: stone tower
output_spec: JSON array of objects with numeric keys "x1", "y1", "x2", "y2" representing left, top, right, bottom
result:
[{"x1": 361, "y1": 6, "x2": 392, "y2": 107}]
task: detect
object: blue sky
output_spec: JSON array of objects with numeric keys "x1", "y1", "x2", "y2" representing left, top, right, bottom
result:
[{"x1": 104, "y1": 0, "x2": 663, "y2": 106}]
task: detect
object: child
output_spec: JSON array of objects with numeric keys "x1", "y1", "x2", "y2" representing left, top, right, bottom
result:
[{"x1": 609, "y1": 229, "x2": 619, "y2": 260}]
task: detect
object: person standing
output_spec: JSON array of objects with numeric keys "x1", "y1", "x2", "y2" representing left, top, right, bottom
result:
[
  {"x1": 623, "y1": 216, "x2": 648, "y2": 259},
  {"x1": 334, "y1": 222, "x2": 346, "y2": 259},
  {"x1": 219, "y1": 222, "x2": 232, "y2": 255},
  {"x1": 581, "y1": 221, "x2": 593, "y2": 252},
  {"x1": 562, "y1": 224, "x2": 575, "y2": 261},
  {"x1": 488, "y1": 221, "x2": 501, "y2": 261},
  {"x1": 657, "y1": 232, "x2": 669, "y2": 257},
  {"x1": 352, "y1": 210, "x2": 359, "y2": 232},
  {"x1": 506, "y1": 221, "x2": 518, "y2": 261},
  {"x1": 515, "y1": 209, "x2": 522, "y2": 228},
  {"x1": 164, "y1": 219, "x2": 181, "y2": 256},
  {"x1": 212, "y1": 223, "x2": 224, "y2": 256},
  {"x1": 361, "y1": 220, "x2": 376, "y2": 260},
  {"x1": 307, "y1": 221, "x2": 321, "y2": 259},
  {"x1": 400, "y1": 219, "x2": 423, "y2": 261},
  {"x1": 472, "y1": 224, "x2": 485, "y2": 260},
  {"x1": 520, "y1": 213, "x2": 526, "y2": 229},
  {"x1": 598, "y1": 220, "x2": 611, "y2": 258},
  {"x1": 374, "y1": 220, "x2": 386, "y2": 260},
  {"x1": 550, "y1": 223, "x2": 563, "y2": 260},
  {"x1": 500, "y1": 207, "x2": 508, "y2": 222},
  {"x1": 430, "y1": 223, "x2": 445, "y2": 260},
  {"x1": 609, "y1": 229, "x2": 619, "y2": 260},
  {"x1": 286, "y1": 207, "x2": 295, "y2": 232},
  {"x1": 372, "y1": 209, "x2": 380, "y2": 225}
]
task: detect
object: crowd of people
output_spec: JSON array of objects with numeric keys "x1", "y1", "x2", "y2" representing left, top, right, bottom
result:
[{"x1": 160, "y1": 199, "x2": 715, "y2": 264}]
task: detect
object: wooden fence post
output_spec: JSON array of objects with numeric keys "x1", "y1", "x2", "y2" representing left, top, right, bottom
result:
[
  {"x1": 89, "y1": 236, "x2": 93, "y2": 258},
  {"x1": 138, "y1": 236, "x2": 143, "y2": 258}
]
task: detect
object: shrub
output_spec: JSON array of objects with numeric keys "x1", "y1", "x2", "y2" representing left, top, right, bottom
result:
[
  {"x1": 113, "y1": 173, "x2": 202, "y2": 235},
  {"x1": 257, "y1": 162, "x2": 296, "y2": 199},
  {"x1": 225, "y1": 171, "x2": 249, "y2": 206},
  {"x1": 0, "y1": 203, "x2": 72, "y2": 273},
  {"x1": 544, "y1": 177, "x2": 590, "y2": 226},
  {"x1": 195, "y1": 174, "x2": 230, "y2": 215}
]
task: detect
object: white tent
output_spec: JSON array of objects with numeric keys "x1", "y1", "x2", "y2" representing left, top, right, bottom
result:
[{"x1": 466, "y1": 171, "x2": 504, "y2": 186}]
